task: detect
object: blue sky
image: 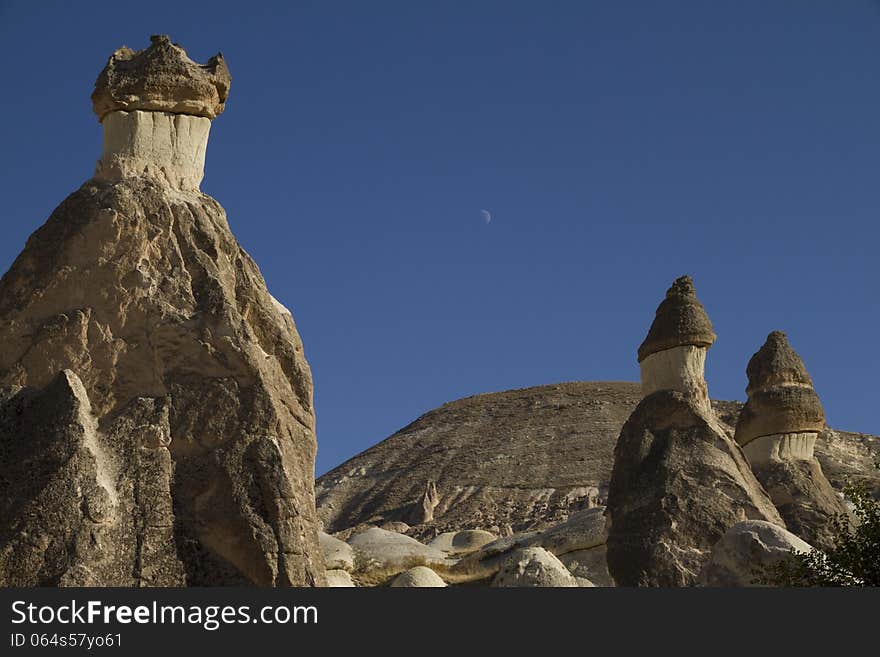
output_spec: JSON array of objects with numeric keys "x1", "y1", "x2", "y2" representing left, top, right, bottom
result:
[{"x1": 1, "y1": 1, "x2": 878, "y2": 475}]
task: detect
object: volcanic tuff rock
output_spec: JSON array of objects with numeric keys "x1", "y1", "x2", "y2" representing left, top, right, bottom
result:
[
  {"x1": 0, "y1": 36, "x2": 323, "y2": 586},
  {"x1": 92, "y1": 35, "x2": 230, "y2": 121},
  {"x1": 606, "y1": 391, "x2": 784, "y2": 586},
  {"x1": 697, "y1": 520, "x2": 813, "y2": 587},
  {"x1": 637, "y1": 276, "x2": 716, "y2": 414},
  {"x1": 316, "y1": 382, "x2": 880, "y2": 542},
  {"x1": 735, "y1": 332, "x2": 853, "y2": 548}
]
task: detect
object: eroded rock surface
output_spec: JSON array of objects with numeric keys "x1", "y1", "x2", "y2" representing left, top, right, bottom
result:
[
  {"x1": 698, "y1": 520, "x2": 812, "y2": 587},
  {"x1": 606, "y1": 391, "x2": 784, "y2": 586},
  {"x1": 0, "y1": 36, "x2": 322, "y2": 587}
]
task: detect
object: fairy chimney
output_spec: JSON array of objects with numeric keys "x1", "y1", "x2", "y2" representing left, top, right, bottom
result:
[
  {"x1": 637, "y1": 275, "x2": 716, "y2": 413},
  {"x1": 91, "y1": 34, "x2": 231, "y2": 190},
  {"x1": 734, "y1": 331, "x2": 825, "y2": 464}
]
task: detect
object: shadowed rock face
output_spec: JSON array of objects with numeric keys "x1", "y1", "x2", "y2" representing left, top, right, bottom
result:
[
  {"x1": 0, "y1": 37, "x2": 323, "y2": 587},
  {"x1": 735, "y1": 331, "x2": 852, "y2": 548},
  {"x1": 315, "y1": 381, "x2": 880, "y2": 543},
  {"x1": 606, "y1": 391, "x2": 783, "y2": 587}
]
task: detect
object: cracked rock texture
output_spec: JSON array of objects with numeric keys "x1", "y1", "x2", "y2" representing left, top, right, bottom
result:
[
  {"x1": 0, "y1": 34, "x2": 322, "y2": 585},
  {"x1": 606, "y1": 390, "x2": 784, "y2": 587},
  {"x1": 92, "y1": 35, "x2": 230, "y2": 121}
]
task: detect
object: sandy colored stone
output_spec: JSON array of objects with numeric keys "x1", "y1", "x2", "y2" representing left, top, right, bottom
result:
[
  {"x1": 606, "y1": 390, "x2": 784, "y2": 587},
  {"x1": 491, "y1": 547, "x2": 578, "y2": 587},
  {"x1": 562, "y1": 546, "x2": 614, "y2": 587},
  {"x1": 92, "y1": 35, "x2": 230, "y2": 121},
  {"x1": 428, "y1": 530, "x2": 497, "y2": 556},
  {"x1": 751, "y1": 456, "x2": 854, "y2": 549},
  {"x1": 639, "y1": 344, "x2": 710, "y2": 413},
  {"x1": 637, "y1": 276, "x2": 716, "y2": 363},
  {"x1": 325, "y1": 569, "x2": 355, "y2": 587},
  {"x1": 0, "y1": 37, "x2": 322, "y2": 586},
  {"x1": 316, "y1": 382, "x2": 880, "y2": 544},
  {"x1": 698, "y1": 520, "x2": 812, "y2": 587},
  {"x1": 347, "y1": 528, "x2": 453, "y2": 586},
  {"x1": 735, "y1": 332, "x2": 825, "y2": 448},
  {"x1": 319, "y1": 531, "x2": 354, "y2": 572},
  {"x1": 95, "y1": 111, "x2": 211, "y2": 191},
  {"x1": 390, "y1": 566, "x2": 447, "y2": 587}
]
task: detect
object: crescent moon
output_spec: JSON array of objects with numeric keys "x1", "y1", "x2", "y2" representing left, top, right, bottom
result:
[{"x1": 481, "y1": 209, "x2": 492, "y2": 224}]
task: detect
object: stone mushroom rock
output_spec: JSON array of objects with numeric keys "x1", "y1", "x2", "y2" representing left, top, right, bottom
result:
[
  {"x1": 390, "y1": 566, "x2": 448, "y2": 588},
  {"x1": 320, "y1": 531, "x2": 355, "y2": 572},
  {"x1": 0, "y1": 36, "x2": 323, "y2": 587},
  {"x1": 607, "y1": 277, "x2": 784, "y2": 587},
  {"x1": 428, "y1": 529, "x2": 497, "y2": 556},
  {"x1": 347, "y1": 527, "x2": 454, "y2": 586},
  {"x1": 91, "y1": 36, "x2": 231, "y2": 191},
  {"x1": 92, "y1": 35, "x2": 230, "y2": 121},
  {"x1": 697, "y1": 520, "x2": 813, "y2": 587},
  {"x1": 606, "y1": 389, "x2": 785, "y2": 587},
  {"x1": 735, "y1": 331, "x2": 854, "y2": 547},
  {"x1": 491, "y1": 547, "x2": 579, "y2": 587},
  {"x1": 637, "y1": 275, "x2": 717, "y2": 414}
]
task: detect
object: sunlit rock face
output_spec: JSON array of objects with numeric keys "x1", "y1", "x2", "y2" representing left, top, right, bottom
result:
[
  {"x1": 742, "y1": 431, "x2": 818, "y2": 466},
  {"x1": 95, "y1": 110, "x2": 211, "y2": 190},
  {"x1": 0, "y1": 35, "x2": 324, "y2": 587},
  {"x1": 636, "y1": 275, "x2": 716, "y2": 414},
  {"x1": 639, "y1": 344, "x2": 709, "y2": 412}
]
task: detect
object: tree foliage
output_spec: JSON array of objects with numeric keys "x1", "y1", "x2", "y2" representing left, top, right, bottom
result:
[{"x1": 758, "y1": 479, "x2": 880, "y2": 586}]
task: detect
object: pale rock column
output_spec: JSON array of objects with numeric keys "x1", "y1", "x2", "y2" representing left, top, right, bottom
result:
[{"x1": 637, "y1": 275, "x2": 717, "y2": 414}]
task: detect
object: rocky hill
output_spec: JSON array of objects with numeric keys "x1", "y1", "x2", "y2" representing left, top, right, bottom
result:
[{"x1": 316, "y1": 381, "x2": 879, "y2": 540}]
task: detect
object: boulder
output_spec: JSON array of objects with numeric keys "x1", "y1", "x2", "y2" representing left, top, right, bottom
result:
[
  {"x1": 606, "y1": 390, "x2": 784, "y2": 586},
  {"x1": 428, "y1": 530, "x2": 497, "y2": 556},
  {"x1": 319, "y1": 532, "x2": 354, "y2": 572},
  {"x1": 491, "y1": 548, "x2": 579, "y2": 587},
  {"x1": 390, "y1": 566, "x2": 447, "y2": 587},
  {"x1": 348, "y1": 528, "x2": 453, "y2": 586},
  {"x1": 532, "y1": 507, "x2": 606, "y2": 555},
  {"x1": 698, "y1": 520, "x2": 813, "y2": 587},
  {"x1": 325, "y1": 570, "x2": 356, "y2": 588}
]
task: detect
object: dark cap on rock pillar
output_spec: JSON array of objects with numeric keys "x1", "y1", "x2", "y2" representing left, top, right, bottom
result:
[
  {"x1": 91, "y1": 34, "x2": 231, "y2": 122},
  {"x1": 637, "y1": 276, "x2": 717, "y2": 363},
  {"x1": 734, "y1": 331, "x2": 825, "y2": 447}
]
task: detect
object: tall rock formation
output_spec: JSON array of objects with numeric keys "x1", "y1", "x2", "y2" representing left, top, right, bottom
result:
[
  {"x1": 637, "y1": 275, "x2": 716, "y2": 415},
  {"x1": 606, "y1": 276, "x2": 783, "y2": 586},
  {"x1": 0, "y1": 35, "x2": 324, "y2": 586},
  {"x1": 735, "y1": 331, "x2": 853, "y2": 548}
]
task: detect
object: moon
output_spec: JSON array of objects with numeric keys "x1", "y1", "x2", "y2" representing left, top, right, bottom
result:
[{"x1": 481, "y1": 209, "x2": 492, "y2": 224}]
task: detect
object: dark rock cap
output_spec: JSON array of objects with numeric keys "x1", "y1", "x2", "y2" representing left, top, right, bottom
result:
[
  {"x1": 735, "y1": 331, "x2": 825, "y2": 446},
  {"x1": 637, "y1": 276, "x2": 717, "y2": 363},
  {"x1": 745, "y1": 330, "x2": 813, "y2": 395},
  {"x1": 91, "y1": 35, "x2": 231, "y2": 122}
]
